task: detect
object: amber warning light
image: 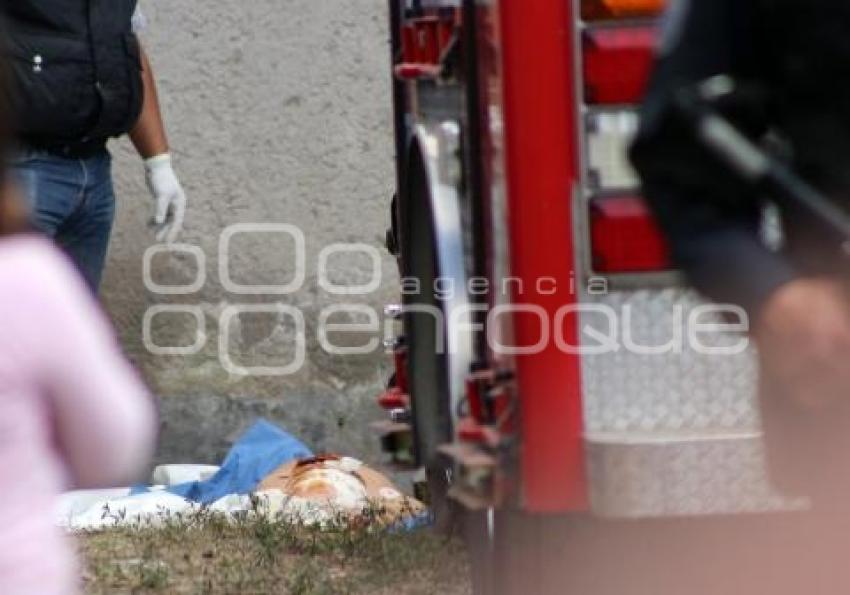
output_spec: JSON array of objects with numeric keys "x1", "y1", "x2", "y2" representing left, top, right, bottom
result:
[{"x1": 581, "y1": 0, "x2": 666, "y2": 21}]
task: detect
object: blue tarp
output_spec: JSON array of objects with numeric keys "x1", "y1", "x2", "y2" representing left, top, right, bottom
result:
[{"x1": 135, "y1": 420, "x2": 313, "y2": 504}]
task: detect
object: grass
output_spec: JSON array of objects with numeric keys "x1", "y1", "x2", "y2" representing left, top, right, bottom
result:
[{"x1": 79, "y1": 508, "x2": 472, "y2": 594}]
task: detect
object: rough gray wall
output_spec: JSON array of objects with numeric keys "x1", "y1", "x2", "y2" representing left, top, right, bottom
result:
[{"x1": 101, "y1": 0, "x2": 399, "y2": 465}]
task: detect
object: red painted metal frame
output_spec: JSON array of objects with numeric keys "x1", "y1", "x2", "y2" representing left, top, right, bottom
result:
[{"x1": 498, "y1": 0, "x2": 588, "y2": 512}]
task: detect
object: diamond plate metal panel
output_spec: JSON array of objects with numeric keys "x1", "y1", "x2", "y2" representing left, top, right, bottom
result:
[
  {"x1": 581, "y1": 289, "x2": 802, "y2": 517},
  {"x1": 582, "y1": 289, "x2": 759, "y2": 434},
  {"x1": 586, "y1": 434, "x2": 807, "y2": 518}
]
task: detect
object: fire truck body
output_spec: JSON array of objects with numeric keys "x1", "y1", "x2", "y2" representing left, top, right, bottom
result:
[{"x1": 383, "y1": 0, "x2": 794, "y2": 528}]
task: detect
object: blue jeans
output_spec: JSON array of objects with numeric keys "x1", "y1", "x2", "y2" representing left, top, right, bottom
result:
[{"x1": 12, "y1": 149, "x2": 116, "y2": 290}]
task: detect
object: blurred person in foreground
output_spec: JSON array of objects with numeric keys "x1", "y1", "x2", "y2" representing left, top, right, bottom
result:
[
  {"x1": 0, "y1": 103, "x2": 157, "y2": 592},
  {"x1": 631, "y1": 0, "x2": 850, "y2": 579},
  {"x1": 0, "y1": 2, "x2": 187, "y2": 291},
  {"x1": 0, "y1": 203, "x2": 157, "y2": 592},
  {"x1": 632, "y1": 0, "x2": 850, "y2": 496}
]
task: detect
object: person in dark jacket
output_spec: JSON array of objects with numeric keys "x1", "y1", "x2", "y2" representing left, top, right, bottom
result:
[
  {"x1": 1, "y1": 1, "x2": 187, "y2": 290},
  {"x1": 631, "y1": 0, "x2": 850, "y2": 504}
]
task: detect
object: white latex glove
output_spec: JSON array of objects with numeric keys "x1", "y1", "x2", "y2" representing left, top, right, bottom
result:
[{"x1": 145, "y1": 153, "x2": 187, "y2": 244}]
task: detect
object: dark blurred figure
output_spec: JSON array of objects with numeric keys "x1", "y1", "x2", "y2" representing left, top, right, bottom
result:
[
  {"x1": 632, "y1": 0, "x2": 850, "y2": 590},
  {"x1": 0, "y1": 47, "x2": 156, "y2": 595}
]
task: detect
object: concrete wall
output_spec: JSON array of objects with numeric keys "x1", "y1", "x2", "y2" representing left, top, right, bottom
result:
[{"x1": 102, "y1": 0, "x2": 399, "y2": 465}]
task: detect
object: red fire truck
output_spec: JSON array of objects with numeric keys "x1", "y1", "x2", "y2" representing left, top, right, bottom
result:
[{"x1": 377, "y1": 1, "x2": 805, "y2": 593}]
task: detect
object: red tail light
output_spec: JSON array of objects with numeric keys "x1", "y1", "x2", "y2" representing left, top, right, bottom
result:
[
  {"x1": 583, "y1": 26, "x2": 657, "y2": 105},
  {"x1": 590, "y1": 195, "x2": 671, "y2": 273},
  {"x1": 581, "y1": 0, "x2": 667, "y2": 21}
]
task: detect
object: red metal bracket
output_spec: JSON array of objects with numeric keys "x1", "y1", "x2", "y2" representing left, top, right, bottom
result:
[
  {"x1": 457, "y1": 417, "x2": 503, "y2": 449},
  {"x1": 394, "y1": 62, "x2": 442, "y2": 81},
  {"x1": 378, "y1": 387, "x2": 410, "y2": 411}
]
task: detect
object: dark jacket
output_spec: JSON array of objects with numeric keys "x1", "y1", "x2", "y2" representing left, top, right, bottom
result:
[
  {"x1": 1, "y1": 0, "x2": 143, "y2": 153},
  {"x1": 630, "y1": 0, "x2": 850, "y2": 318}
]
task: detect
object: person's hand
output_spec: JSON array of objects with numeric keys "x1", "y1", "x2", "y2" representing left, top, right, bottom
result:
[
  {"x1": 145, "y1": 154, "x2": 187, "y2": 243},
  {"x1": 756, "y1": 278, "x2": 850, "y2": 410}
]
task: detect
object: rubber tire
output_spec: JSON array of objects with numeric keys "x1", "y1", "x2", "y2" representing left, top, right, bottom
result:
[{"x1": 402, "y1": 152, "x2": 457, "y2": 533}]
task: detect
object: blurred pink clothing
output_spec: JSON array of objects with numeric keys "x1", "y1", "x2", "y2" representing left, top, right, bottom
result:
[{"x1": 0, "y1": 236, "x2": 156, "y2": 595}]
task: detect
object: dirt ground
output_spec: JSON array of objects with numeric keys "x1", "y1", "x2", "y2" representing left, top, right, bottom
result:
[{"x1": 79, "y1": 512, "x2": 471, "y2": 594}]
